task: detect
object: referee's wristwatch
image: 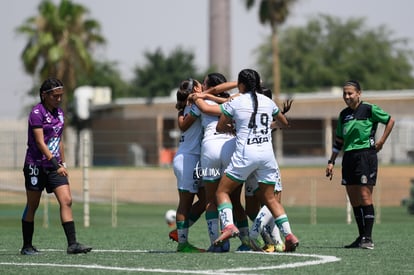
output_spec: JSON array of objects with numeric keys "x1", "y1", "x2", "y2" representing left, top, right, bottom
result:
[{"x1": 328, "y1": 160, "x2": 335, "y2": 165}]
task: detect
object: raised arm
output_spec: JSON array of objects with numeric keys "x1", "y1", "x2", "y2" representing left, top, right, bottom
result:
[{"x1": 203, "y1": 81, "x2": 237, "y2": 95}]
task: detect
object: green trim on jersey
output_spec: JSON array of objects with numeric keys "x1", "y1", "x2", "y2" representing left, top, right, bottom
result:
[
  {"x1": 189, "y1": 109, "x2": 200, "y2": 118},
  {"x1": 336, "y1": 101, "x2": 390, "y2": 152},
  {"x1": 220, "y1": 104, "x2": 233, "y2": 118}
]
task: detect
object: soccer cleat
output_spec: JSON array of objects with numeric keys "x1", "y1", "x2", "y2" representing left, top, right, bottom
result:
[
  {"x1": 213, "y1": 224, "x2": 239, "y2": 246},
  {"x1": 177, "y1": 242, "x2": 206, "y2": 253},
  {"x1": 67, "y1": 242, "x2": 92, "y2": 254},
  {"x1": 20, "y1": 245, "x2": 40, "y2": 255},
  {"x1": 249, "y1": 237, "x2": 264, "y2": 252},
  {"x1": 262, "y1": 244, "x2": 275, "y2": 252},
  {"x1": 169, "y1": 229, "x2": 178, "y2": 242},
  {"x1": 344, "y1": 236, "x2": 362, "y2": 249},
  {"x1": 236, "y1": 243, "x2": 251, "y2": 251},
  {"x1": 359, "y1": 237, "x2": 374, "y2": 250},
  {"x1": 237, "y1": 237, "x2": 251, "y2": 251},
  {"x1": 274, "y1": 242, "x2": 286, "y2": 252},
  {"x1": 284, "y1": 234, "x2": 299, "y2": 252},
  {"x1": 208, "y1": 239, "x2": 230, "y2": 253}
]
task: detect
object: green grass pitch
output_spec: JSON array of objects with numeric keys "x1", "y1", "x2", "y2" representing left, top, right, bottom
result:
[{"x1": 1, "y1": 202, "x2": 413, "y2": 274}]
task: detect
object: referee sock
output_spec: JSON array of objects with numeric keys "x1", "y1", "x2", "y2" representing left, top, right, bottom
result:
[
  {"x1": 352, "y1": 206, "x2": 364, "y2": 237},
  {"x1": 22, "y1": 220, "x2": 34, "y2": 247},
  {"x1": 362, "y1": 204, "x2": 375, "y2": 239},
  {"x1": 62, "y1": 221, "x2": 77, "y2": 246}
]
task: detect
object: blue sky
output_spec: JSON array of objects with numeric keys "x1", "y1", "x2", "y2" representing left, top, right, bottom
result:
[{"x1": 1, "y1": 0, "x2": 413, "y2": 119}]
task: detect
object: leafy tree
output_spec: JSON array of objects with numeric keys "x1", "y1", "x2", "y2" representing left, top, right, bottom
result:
[
  {"x1": 130, "y1": 47, "x2": 213, "y2": 98},
  {"x1": 256, "y1": 14, "x2": 414, "y2": 92},
  {"x1": 16, "y1": 0, "x2": 105, "y2": 111},
  {"x1": 244, "y1": 0, "x2": 298, "y2": 102},
  {"x1": 77, "y1": 60, "x2": 131, "y2": 99}
]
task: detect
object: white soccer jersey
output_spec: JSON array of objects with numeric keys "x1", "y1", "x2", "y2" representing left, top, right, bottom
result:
[
  {"x1": 191, "y1": 100, "x2": 235, "y2": 182},
  {"x1": 191, "y1": 100, "x2": 232, "y2": 142},
  {"x1": 175, "y1": 105, "x2": 202, "y2": 155},
  {"x1": 220, "y1": 92, "x2": 280, "y2": 183},
  {"x1": 173, "y1": 105, "x2": 203, "y2": 193}
]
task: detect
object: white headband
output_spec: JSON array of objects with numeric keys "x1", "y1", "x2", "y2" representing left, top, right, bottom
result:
[{"x1": 43, "y1": 86, "x2": 63, "y2": 93}]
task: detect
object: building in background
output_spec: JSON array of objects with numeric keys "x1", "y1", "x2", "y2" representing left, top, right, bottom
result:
[{"x1": 1, "y1": 89, "x2": 413, "y2": 168}]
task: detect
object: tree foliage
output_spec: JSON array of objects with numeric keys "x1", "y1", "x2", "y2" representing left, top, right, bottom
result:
[
  {"x1": 16, "y1": 0, "x2": 105, "y2": 109},
  {"x1": 244, "y1": 0, "x2": 297, "y2": 102},
  {"x1": 130, "y1": 47, "x2": 212, "y2": 98},
  {"x1": 77, "y1": 60, "x2": 131, "y2": 99},
  {"x1": 256, "y1": 14, "x2": 414, "y2": 92}
]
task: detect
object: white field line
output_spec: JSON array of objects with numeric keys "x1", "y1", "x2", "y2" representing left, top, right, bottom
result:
[{"x1": 0, "y1": 249, "x2": 341, "y2": 275}]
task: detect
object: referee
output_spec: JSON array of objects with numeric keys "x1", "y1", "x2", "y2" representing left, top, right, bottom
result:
[{"x1": 326, "y1": 80, "x2": 395, "y2": 249}]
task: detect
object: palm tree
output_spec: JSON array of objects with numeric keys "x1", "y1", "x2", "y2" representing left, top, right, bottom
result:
[
  {"x1": 16, "y1": 0, "x2": 105, "y2": 111},
  {"x1": 244, "y1": 0, "x2": 297, "y2": 103},
  {"x1": 244, "y1": 0, "x2": 297, "y2": 164}
]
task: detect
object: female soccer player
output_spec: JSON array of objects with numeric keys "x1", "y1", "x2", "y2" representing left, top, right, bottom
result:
[
  {"x1": 213, "y1": 69, "x2": 299, "y2": 252},
  {"x1": 21, "y1": 78, "x2": 92, "y2": 255},
  {"x1": 172, "y1": 79, "x2": 206, "y2": 253},
  {"x1": 190, "y1": 73, "x2": 242, "y2": 252}
]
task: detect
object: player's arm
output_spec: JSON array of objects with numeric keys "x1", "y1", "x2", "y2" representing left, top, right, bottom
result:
[
  {"x1": 325, "y1": 137, "x2": 343, "y2": 180},
  {"x1": 375, "y1": 116, "x2": 395, "y2": 152},
  {"x1": 59, "y1": 139, "x2": 67, "y2": 168},
  {"x1": 33, "y1": 128, "x2": 67, "y2": 175},
  {"x1": 33, "y1": 127, "x2": 53, "y2": 160},
  {"x1": 271, "y1": 99, "x2": 293, "y2": 130},
  {"x1": 203, "y1": 81, "x2": 237, "y2": 95},
  {"x1": 216, "y1": 112, "x2": 233, "y2": 134},
  {"x1": 272, "y1": 111, "x2": 290, "y2": 129},
  {"x1": 177, "y1": 110, "x2": 197, "y2": 132},
  {"x1": 192, "y1": 96, "x2": 221, "y2": 116}
]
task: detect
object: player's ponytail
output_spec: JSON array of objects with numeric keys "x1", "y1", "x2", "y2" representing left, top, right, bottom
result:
[{"x1": 239, "y1": 69, "x2": 260, "y2": 132}]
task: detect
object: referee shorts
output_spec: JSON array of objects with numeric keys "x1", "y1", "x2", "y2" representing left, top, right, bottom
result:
[{"x1": 341, "y1": 149, "x2": 378, "y2": 186}]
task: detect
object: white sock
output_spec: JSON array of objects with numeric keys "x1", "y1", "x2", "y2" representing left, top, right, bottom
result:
[
  {"x1": 250, "y1": 206, "x2": 272, "y2": 239},
  {"x1": 275, "y1": 214, "x2": 292, "y2": 237},
  {"x1": 177, "y1": 227, "x2": 189, "y2": 244},
  {"x1": 217, "y1": 202, "x2": 234, "y2": 230},
  {"x1": 206, "y1": 218, "x2": 219, "y2": 244},
  {"x1": 264, "y1": 219, "x2": 283, "y2": 244}
]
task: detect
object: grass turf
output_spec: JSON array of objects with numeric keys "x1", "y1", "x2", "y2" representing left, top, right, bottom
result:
[{"x1": 0, "y1": 202, "x2": 413, "y2": 274}]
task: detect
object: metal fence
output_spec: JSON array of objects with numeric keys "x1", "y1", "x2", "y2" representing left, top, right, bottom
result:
[{"x1": 1, "y1": 122, "x2": 413, "y2": 169}]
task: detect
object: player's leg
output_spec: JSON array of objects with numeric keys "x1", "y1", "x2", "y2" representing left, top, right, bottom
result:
[
  {"x1": 54, "y1": 183, "x2": 92, "y2": 254},
  {"x1": 214, "y1": 175, "x2": 241, "y2": 245},
  {"x1": 21, "y1": 190, "x2": 42, "y2": 255},
  {"x1": 231, "y1": 185, "x2": 250, "y2": 251},
  {"x1": 21, "y1": 164, "x2": 44, "y2": 255},
  {"x1": 258, "y1": 182, "x2": 299, "y2": 252}
]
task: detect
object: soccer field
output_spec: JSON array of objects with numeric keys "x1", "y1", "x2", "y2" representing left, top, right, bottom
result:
[{"x1": 1, "y1": 203, "x2": 413, "y2": 274}]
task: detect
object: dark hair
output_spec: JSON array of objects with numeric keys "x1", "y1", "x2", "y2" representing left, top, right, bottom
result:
[
  {"x1": 179, "y1": 78, "x2": 194, "y2": 93},
  {"x1": 205, "y1": 73, "x2": 227, "y2": 88},
  {"x1": 238, "y1": 69, "x2": 261, "y2": 131},
  {"x1": 175, "y1": 89, "x2": 189, "y2": 111},
  {"x1": 204, "y1": 72, "x2": 229, "y2": 98},
  {"x1": 39, "y1": 78, "x2": 63, "y2": 103},
  {"x1": 344, "y1": 80, "x2": 361, "y2": 91},
  {"x1": 259, "y1": 86, "x2": 272, "y2": 99}
]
